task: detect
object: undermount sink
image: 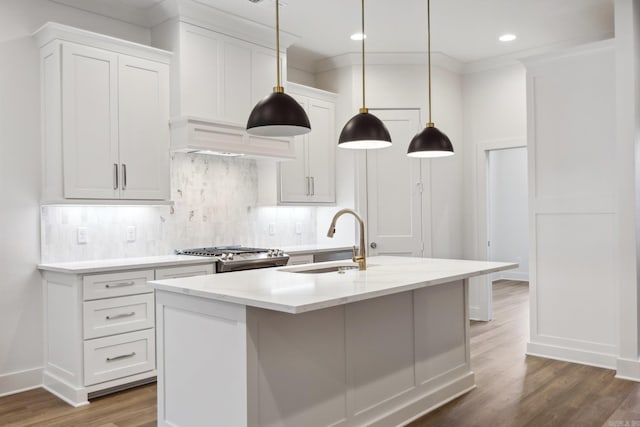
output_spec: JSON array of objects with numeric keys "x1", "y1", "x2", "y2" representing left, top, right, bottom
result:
[{"x1": 279, "y1": 262, "x2": 360, "y2": 274}]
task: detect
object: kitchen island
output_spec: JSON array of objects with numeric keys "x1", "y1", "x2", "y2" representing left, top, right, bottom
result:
[{"x1": 149, "y1": 256, "x2": 516, "y2": 427}]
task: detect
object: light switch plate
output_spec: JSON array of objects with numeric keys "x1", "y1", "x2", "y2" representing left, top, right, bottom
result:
[
  {"x1": 126, "y1": 226, "x2": 136, "y2": 242},
  {"x1": 269, "y1": 223, "x2": 276, "y2": 235},
  {"x1": 77, "y1": 227, "x2": 88, "y2": 244},
  {"x1": 295, "y1": 222, "x2": 302, "y2": 235}
]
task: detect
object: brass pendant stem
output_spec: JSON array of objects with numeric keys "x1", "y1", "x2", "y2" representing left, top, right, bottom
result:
[
  {"x1": 361, "y1": 0, "x2": 366, "y2": 110},
  {"x1": 427, "y1": 0, "x2": 432, "y2": 125},
  {"x1": 275, "y1": 0, "x2": 281, "y2": 88}
]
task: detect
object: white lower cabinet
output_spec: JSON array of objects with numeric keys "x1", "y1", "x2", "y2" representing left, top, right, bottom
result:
[
  {"x1": 83, "y1": 293, "x2": 155, "y2": 340},
  {"x1": 84, "y1": 329, "x2": 156, "y2": 386},
  {"x1": 41, "y1": 261, "x2": 215, "y2": 406}
]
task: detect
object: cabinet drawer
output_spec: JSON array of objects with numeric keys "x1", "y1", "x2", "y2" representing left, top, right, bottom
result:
[
  {"x1": 155, "y1": 263, "x2": 214, "y2": 280},
  {"x1": 83, "y1": 270, "x2": 154, "y2": 300},
  {"x1": 83, "y1": 294, "x2": 155, "y2": 339},
  {"x1": 84, "y1": 329, "x2": 155, "y2": 386}
]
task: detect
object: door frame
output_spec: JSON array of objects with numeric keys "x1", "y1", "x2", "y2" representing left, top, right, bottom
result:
[{"x1": 471, "y1": 137, "x2": 527, "y2": 321}]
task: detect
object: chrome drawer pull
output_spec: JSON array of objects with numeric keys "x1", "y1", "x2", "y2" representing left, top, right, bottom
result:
[
  {"x1": 105, "y1": 281, "x2": 135, "y2": 288},
  {"x1": 106, "y1": 352, "x2": 136, "y2": 362},
  {"x1": 105, "y1": 312, "x2": 135, "y2": 321}
]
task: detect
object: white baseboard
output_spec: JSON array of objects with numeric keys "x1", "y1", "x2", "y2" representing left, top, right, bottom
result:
[
  {"x1": 492, "y1": 271, "x2": 529, "y2": 282},
  {"x1": 527, "y1": 341, "x2": 617, "y2": 370},
  {"x1": 42, "y1": 371, "x2": 89, "y2": 407},
  {"x1": 0, "y1": 367, "x2": 43, "y2": 398},
  {"x1": 469, "y1": 305, "x2": 490, "y2": 322},
  {"x1": 616, "y1": 358, "x2": 640, "y2": 382}
]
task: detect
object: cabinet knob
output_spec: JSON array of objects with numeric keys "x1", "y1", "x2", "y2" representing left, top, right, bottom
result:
[{"x1": 370, "y1": 242, "x2": 377, "y2": 249}]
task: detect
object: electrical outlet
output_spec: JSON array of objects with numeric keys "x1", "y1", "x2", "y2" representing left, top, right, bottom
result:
[
  {"x1": 126, "y1": 226, "x2": 136, "y2": 242},
  {"x1": 295, "y1": 222, "x2": 302, "y2": 235},
  {"x1": 77, "y1": 227, "x2": 88, "y2": 244},
  {"x1": 269, "y1": 223, "x2": 276, "y2": 235}
]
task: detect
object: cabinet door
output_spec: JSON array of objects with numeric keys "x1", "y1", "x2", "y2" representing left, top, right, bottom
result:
[
  {"x1": 279, "y1": 95, "x2": 310, "y2": 203},
  {"x1": 307, "y1": 99, "x2": 336, "y2": 203},
  {"x1": 223, "y1": 39, "x2": 252, "y2": 125},
  {"x1": 118, "y1": 56, "x2": 170, "y2": 200},
  {"x1": 180, "y1": 24, "x2": 222, "y2": 119},
  {"x1": 251, "y1": 48, "x2": 279, "y2": 108},
  {"x1": 62, "y1": 43, "x2": 119, "y2": 199}
]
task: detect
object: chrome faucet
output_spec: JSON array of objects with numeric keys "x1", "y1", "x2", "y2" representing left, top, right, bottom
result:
[{"x1": 327, "y1": 208, "x2": 367, "y2": 270}]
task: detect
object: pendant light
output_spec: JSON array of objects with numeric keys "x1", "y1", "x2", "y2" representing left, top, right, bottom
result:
[
  {"x1": 246, "y1": 0, "x2": 310, "y2": 137},
  {"x1": 407, "y1": 0, "x2": 454, "y2": 158},
  {"x1": 338, "y1": 0, "x2": 391, "y2": 149}
]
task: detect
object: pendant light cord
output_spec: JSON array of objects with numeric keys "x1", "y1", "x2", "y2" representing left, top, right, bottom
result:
[
  {"x1": 361, "y1": 0, "x2": 366, "y2": 111},
  {"x1": 427, "y1": 0, "x2": 433, "y2": 125},
  {"x1": 275, "y1": 0, "x2": 283, "y2": 92}
]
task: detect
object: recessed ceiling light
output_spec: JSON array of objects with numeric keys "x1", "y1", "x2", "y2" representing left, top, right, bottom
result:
[
  {"x1": 499, "y1": 34, "x2": 517, "y2": 42},
  {"x1": 350, "y1": 33, "x2": 367, "y2": 41}
]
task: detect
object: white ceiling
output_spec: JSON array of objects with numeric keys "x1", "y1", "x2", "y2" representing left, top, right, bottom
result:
[{"x1": 52, "y1": 0, "x2": 615, "y2": 71}]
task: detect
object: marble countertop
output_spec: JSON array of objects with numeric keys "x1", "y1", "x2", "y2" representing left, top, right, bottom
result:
[
  {"x1": 37, "y1": 255, "x2": 215, "y2": 274},
  {"x1": 37, "y1": 245, "x2": 354, "y2": 274},
  {"x1": 149, "y1": 256, "x2": 518, "y2": 314}
]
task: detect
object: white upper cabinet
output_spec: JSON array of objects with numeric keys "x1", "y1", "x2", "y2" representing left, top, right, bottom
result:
[
  {"x1": 151, "y1": 18, "x2": 294, "y2": 160},
  {"x1": 61, "y1": 43, "x2": 119, "y2": 199},
  {"x1": 118, "y1": 55, "x2": 170, "y2": 200},
  {"x1": 279, "y1": 84, "x2": 336, "y2": 205},
  {"x1": 36, "y1": 23, "x2": 171, "y2": 202},
  {"x1": 168, "y1": 22, "x2": 280, "y2": 126}
]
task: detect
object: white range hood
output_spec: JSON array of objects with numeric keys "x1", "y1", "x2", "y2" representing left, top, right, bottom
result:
[{"x1": 170, "y1": 116, "x2": 296, "y2": 160}]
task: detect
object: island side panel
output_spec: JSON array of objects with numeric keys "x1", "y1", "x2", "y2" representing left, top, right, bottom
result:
[
  {"x1": 155, "y1": 290, "x2": 249, "y2": 427},
  {"x1": 247, "y1": 278, "x2": 474, "y2": 427},
  {"x1": 246, "y1": 306, "x2": 348, "y2": 427}
]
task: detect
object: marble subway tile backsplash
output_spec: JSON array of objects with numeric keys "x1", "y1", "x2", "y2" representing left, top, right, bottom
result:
[{"x1": 41, "y1": 153, "x2": 317, "y2": 263}]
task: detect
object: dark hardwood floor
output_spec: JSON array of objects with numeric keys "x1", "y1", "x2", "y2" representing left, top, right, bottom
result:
[
  {"x1": 1, "y1": 280, "x2": 638, "y2": 426},
  {"x1": 409, "y1": 280, "x2": 639, "y2": 427}
]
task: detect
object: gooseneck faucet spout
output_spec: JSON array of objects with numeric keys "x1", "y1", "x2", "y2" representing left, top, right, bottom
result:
[{"x1": 327, "y1": 208, "x2": 367, "y2": 270}]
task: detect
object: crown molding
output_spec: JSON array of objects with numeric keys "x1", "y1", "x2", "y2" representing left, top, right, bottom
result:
[
  {"x1": 149, "y1": 0, "x2": 299, "y2": 49},
  {"x1": 463, "y1": 32, "x2": 614, "y2": 74},
  {"x1": 315, "y1": 52, "x2": 463, "y2": 75},
  {"x1": 32, "y1": 22, "x2": 172, "y2": 63}
]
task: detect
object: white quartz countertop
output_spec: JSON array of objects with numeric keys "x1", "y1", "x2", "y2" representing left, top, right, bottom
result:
[
  {"x1": 37, "y1": 255, "x2": 215, "y2": 274},
  {"x1": 149, "y1": 256, "x2": 518, "y2": 314}
]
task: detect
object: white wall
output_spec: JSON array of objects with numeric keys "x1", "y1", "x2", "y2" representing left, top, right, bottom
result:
[
  {"x1": 525, "y1": 41, "x2": 618, "y2": 369},
  {"x1": 287, "y1": 66, "x2": 316, "y2": 87},
  {"x1": 462, "y1": 64, "x2": 527, "y2": 261},
  {"x1": 461, "y1": 64, "x2": 527, "y2": 320},
  {"x1": 614, "y1": 0, "x2": 640, "y2": 381},
  {"x1": 315, "y1": 61, "x2": 464, "y2": 258},
  {"x1": 488, "y1": 147, "x2": 529, "y2": 281},
  {"x1": 0, "y1": 0, "x2": 151, "y2": 396}
]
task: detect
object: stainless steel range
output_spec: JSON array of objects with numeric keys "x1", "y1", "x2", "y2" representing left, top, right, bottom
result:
[{"x1": 175, "y1": 245, "x2": 289, "y2": 273}]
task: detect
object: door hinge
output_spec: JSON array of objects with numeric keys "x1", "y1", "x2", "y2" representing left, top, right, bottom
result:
[
  {"x1": 488, "y1": 240, "x2": 491, "y2": 247},
  {"x1": 416, "y1": 182, "x2": 424, "y2": 193}
]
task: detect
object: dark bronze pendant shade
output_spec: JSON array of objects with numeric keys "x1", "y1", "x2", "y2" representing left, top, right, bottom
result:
[
  {"x1": 339, "y1": 108, "x2": 392, "y2": 149},
  {"x1": 338, "y1": 0, "x2": 391, "y2": 150},
  {"x1": 246, "y1": 0, "x2": 310, "y2": 137},
  {"x1": 407, "y1": 123, "x2": 454, "y2": 158},
  {"x1": 407, "y1": 0, "x2": 454, "y2": 158},
  {"x1": 247, "y1": 88, "x2": 311, "y2": 137}
]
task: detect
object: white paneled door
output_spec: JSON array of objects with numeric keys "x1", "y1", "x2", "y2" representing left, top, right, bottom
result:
[{"x1": 366, "y1": 109, "x2": 424, "y2": 257}]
